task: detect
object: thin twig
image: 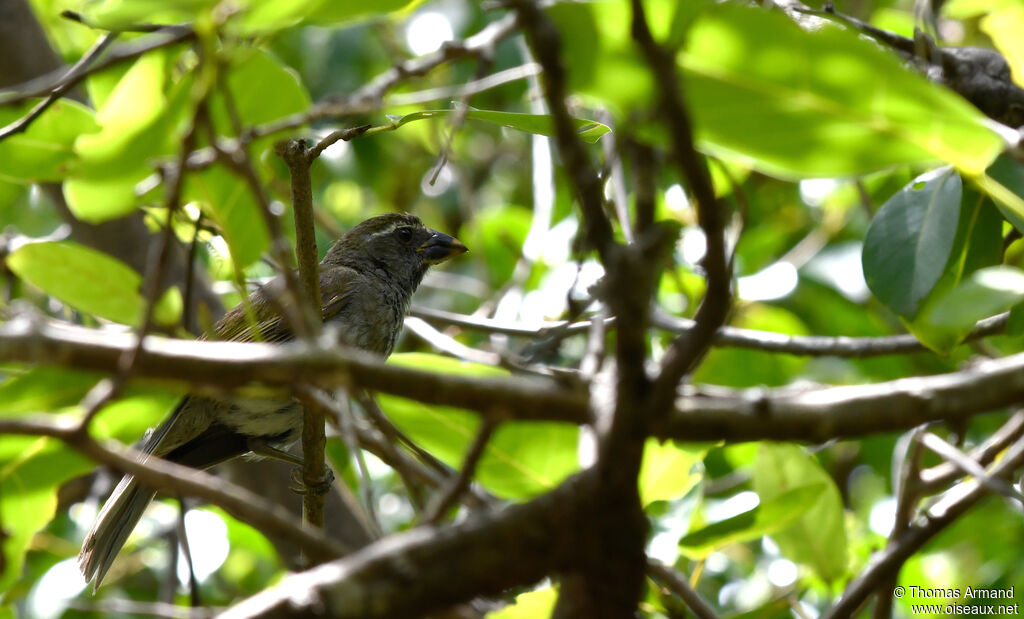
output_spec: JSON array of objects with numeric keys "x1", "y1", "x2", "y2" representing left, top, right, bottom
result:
[
  {"x1": 0, "y1": 32, "x2": 117, "y2": 140},
  {"x1": 918, "y1": 411, "x2": 1024, "y2": 492},
  {"x1": 647, "y1": 560, "x2": 719, "y2": 619},
  {"x1": 0, "y1": 416, "x2": 348, "y2": 561},
  {"x1": 823, "y1": 438, "x2": 1024, "y2": 618},
  {"x1": 919, "y1": 432, "x2": 1024, "y2": 503},
  {"x1": 631, "y1": 0, "x2": 732, "y2": 414},
  {"x1": 0, "y1": 27, "x2": 194, "y2": 107},
  {"x1": 424, "y1": 420, "x2": 497, "y2": 523},
  {"x1": 335, "y1": 388, "x2": 382, "y2": 537}
]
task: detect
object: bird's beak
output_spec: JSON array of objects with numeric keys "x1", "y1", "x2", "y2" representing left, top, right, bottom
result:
[{"x1": 417, "y1": 230, "x2": 469, "y2": 264}]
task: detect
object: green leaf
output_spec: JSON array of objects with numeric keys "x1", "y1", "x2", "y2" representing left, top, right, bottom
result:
[
  {"x1": 379, "y1": 354, "x2": 579, "y2": 500},
  {"x1": 0, "y1": 436, "x2": 93, "y2": 593},
  {"x1": 74, "y1": 50, "x2": 171, "y2": 173},
  {"x1": 981, "y1": 6, "x2": 1024, "y2": 90},
  {"x1": 1008, "y1": 301, "x2": 1024, "y2": 336},
  {"x1": 488, "y1": 586, "x2": 557, "y2": 618},
  {"x1": 906, "y1": 187, "x2": 1004, "y2": 353},
  {"x1": 0, "y1": 368, "x2": 102, "y2": 416},
  {"x1": 6, "y1": 241, "x2": 144, "y2": 325},
  {"x1": 0, "y1": 100, "x2": 99, "y2": 182},
  {"x1": 982, "y1": 154, "x2": 1024, "y2": 233},
  {"x1": 63, "y1": 174, "x2": 146, "y2": 223},
  {"x1": 81, "y1": 0, "x2": 217, "y2": 31},
  {"x1": 185, "y1": 166, "x2": 270, "y2": 269},
  {"x1": 679, "y1": 3, "x2": 1002, "y2": 178},
  {"x1": 209, "y1": 49, "x2": 311, "y2": 134},
  {"x1": 862, "y1": 168, "x2": 962, "y2": 317},
  {"x1": 928, "y1": 266, "x2": 1024, "y2": 329},
  {"x1": 307, "y1": 0, "x2": 423, "y2": 26},
  {"x1": 678, "y1": 483, "x2": 823, "y2": 558},
  {"x1": 69, "y1": 49, "x2": 193, "y2": 222},
  {"x1": 639, "y1": 440, "x2": 707, "y2": 506},
  {"x1": 460, "y1": 205, "x2": 532, "y2": 285},
  {"x1": 386, "y1": 108, "x2": 610, "y2": 143},
  {"x1": 753, "y1": 443, "x2": 848, "y2": 583}
]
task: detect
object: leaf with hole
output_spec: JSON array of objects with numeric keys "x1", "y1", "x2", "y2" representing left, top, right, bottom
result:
[{"x1": 862, "y1": 168, "x2": 962, "y2": 317}]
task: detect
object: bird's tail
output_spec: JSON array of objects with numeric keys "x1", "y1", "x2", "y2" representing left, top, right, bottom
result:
[{"x1": 78, "y1": 473, "x2": 157, "y2": 590}]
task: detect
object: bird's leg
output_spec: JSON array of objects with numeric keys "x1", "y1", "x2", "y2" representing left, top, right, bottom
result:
[
  {"x1": 246, "y1": 438, "x2": 304, "y2": 466},
  {"x1": 246, "y1": 438, "x2": 334, "y2": 495}
]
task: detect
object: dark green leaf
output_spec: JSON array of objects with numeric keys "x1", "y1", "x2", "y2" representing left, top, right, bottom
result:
[
  {"x1": 862, "y1": 168, "x2": 962, "y2": 317},
  {"x1": 907, "y1": 187, "x2": 1005, "y2": 352}
]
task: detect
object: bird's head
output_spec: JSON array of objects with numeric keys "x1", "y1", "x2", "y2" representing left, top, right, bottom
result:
[{"x1": 324, "y1": 213, "x2": 468, "y2": 289}]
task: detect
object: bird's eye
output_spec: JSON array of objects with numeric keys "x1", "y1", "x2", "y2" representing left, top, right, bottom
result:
[{"x1": 395, "y1": 226, "x2": 414, "y2": 244}]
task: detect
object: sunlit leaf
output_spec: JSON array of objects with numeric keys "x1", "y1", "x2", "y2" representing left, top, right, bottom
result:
[
  {"x1": 753, "y1": 444, "x2": 848, "y2": 583},
  {"x1": 80, "y1": 0, "x2": 217, "y2": 30},
  {"x1": 680, "y1": 3, "x2": 1002, "y2": 177},
  {"x1": 307, "y1": 0, "x2": 423, "y2": 25},
  {"x1": 387, "y1": 108, "x2": 610, "y2": 143},
  {"x1": 678, "y1": 484, "x2": 823, "y2": 558},
  {"x1": 0, "y1": 100, "x2": 99, "y2": 182},
  {"x1": 6, "y1": 241, "x2": 144, "y2": 325},
  {"x1": 379, "y1": 354, "x2": 579, "y2": 500},
  {"x1": 981, "y1": 5, "x2": 1024, "y2": 88},
  {"x1": 639, "y1": 440, "x2": 707, "y2": 506},
  {"x1": 0, "y1": 368, "x2": 102, "y2": 416},
  {"x1": 929, "y1": 266, "x2": 1024, "y2": 328},
  {"x1": 69, "y1": 49, "x2": 193, "y2": 222}
]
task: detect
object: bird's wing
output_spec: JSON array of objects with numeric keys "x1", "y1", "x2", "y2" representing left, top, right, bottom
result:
[
  {"x1": 211, "y1": 266, "x2": 362, "y2": 344},
  {"x1": 318, "y1": 266, "x2": 361, "y2": 325}
]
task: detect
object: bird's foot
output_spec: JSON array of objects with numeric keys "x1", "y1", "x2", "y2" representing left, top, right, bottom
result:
[{"x1": 288, "y1": 467, "x2": 335, "y2": 495}]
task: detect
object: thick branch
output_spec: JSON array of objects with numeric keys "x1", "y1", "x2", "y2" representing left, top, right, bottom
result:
[
  {"x1": 220, "y1": 471, "x2": 596, "y2": 618},
  {"x1": 630, "y1": 0, "x2": 732, "y2": 412},
  {"x1": 0, "y1": 316, "x2": 590, "y2": 424},
  {"x1": 662, "y1": 356, "x2": 1024, "y2": 442}
]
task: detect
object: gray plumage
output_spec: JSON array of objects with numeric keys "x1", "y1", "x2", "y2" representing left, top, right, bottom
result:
[{"x1": 79, "y1": 213, "x2": 467, "y2": 588}]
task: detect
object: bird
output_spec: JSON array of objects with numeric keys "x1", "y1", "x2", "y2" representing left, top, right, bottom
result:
[{"x1": 78, "y1": 212, "x2": 468, "y2": 589}]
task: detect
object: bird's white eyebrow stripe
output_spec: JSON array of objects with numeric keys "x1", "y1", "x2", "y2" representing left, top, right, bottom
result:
[{"x1": 367, "y1": 220, "x2": 419, "y2": 238}]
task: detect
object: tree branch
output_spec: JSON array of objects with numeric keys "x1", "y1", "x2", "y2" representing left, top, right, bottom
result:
[
  {"x1": 0, "y1": 316, "x2": 590, "y2": 424},
  {"x1": 0, "y1": 417, "x2": 346, "y2": 562},
  {"x1": 823, "y1": 437, "x2": 1024, "y2": 618},
  {"x1": 219, "y1": 471, "x2": 598, "y2": 618}
]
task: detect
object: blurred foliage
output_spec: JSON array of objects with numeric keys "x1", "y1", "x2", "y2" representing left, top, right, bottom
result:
[{"x1": 1, "y1": 0, "x2": 1024, "y2": 616}]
